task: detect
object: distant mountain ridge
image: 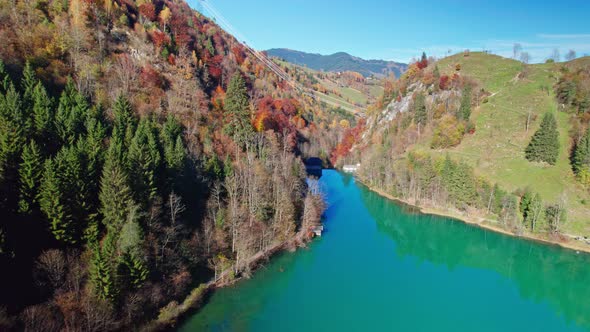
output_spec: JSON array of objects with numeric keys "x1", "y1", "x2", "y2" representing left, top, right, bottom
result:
[{"x1": 266, "y1": 48, "x2": 407, "y2": 78}]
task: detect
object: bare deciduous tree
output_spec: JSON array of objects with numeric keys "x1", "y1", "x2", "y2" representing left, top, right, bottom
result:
[
  {"x1": 513, "y1": 43, "x2": 522, "y2": 59},
  {"x1": 551, "y1": 48, "x2": 561, "y2": 62},
  {"x1": 82, "y1": 297, "x2": 118, "y2": 332},
  {"x1": 520, "y1": 52, "x2": 531, "y2": 64},
  {"x1": 113, "y1": 54, "x2": 139, "y2": 97},
  {"x1": 565, "y1": 49, "x2": 577, "y2": 61},
  {"x1": 21, "y1": 304, "x2": 61, "y2": 332},
  {"x1": 168, "y1": 192, "x2": 186, "y2": 225},
  {"x1": 35, "y1": 249, "x2": 67, "y2": 291},
  {"x1": 158, "y1": 193, "x2": 186, "y2": 264}
]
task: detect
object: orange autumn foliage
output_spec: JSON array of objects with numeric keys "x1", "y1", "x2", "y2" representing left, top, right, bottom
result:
[
  {"x1": 207, "y1": 55, "x2": 224, "y2": 79},
  {"x1": 330, "y1": 119, "x2": 366, "y2": 165},
  {"x1": 439, "y1": 75, "x2": 450, "y2": 90},
  {"x1": 252, "y1": 96, "x2": 301, "y2": 133},
  {"x1": 231, "y1": 45, "x2": 245, "y2": 65},
  {"x1": 150, "y1": 30, "x2": 170, "y2": 50},
  {"x1": 211, "y1": 85, "x2": 225, "y2": 111}
]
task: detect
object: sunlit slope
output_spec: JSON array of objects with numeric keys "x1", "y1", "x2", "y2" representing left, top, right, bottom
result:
[
  {"x1": 427, "y1": 52, "x2": 590, "y2": 232},
  {"x1": 275, "y1": 59, "x2": 384, "y2": 113}
]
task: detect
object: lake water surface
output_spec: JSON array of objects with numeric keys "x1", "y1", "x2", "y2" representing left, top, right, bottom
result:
[{"x1": 179, "y1": 170, "x2": 590, "y2": 332}]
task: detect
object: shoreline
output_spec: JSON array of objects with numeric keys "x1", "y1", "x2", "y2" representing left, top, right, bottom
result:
[
  {"x1": 142, "y1": 230, "x2": 314, "y2": 331},
  {"x1": 145, "y1": 173, "x2": 590, "y2": 331},
  {"x1": 355, "y1": 178, "x2": 590, "y2": 255}
]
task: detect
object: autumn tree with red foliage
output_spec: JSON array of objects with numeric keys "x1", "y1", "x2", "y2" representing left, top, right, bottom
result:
[
  {"x1": 207, "y1": 55, "x2": 224, "y2": 80},
  {"x1": 211, "y1": 85, "x2": 226, "y2": 111},
  {"x1": 417, "y1": 52, "x2": 429, "y2": 69},
  {"x1": 150, "y1": 30, "x2": 170, "y2": 51},
  {"x1": 252, "y1": 96, "x2": 301, "y2": 134},
  {"x1": 169, "y1": 11, "x2": 193, "y2": 49},
  {"x1": 140, "y1": 64, "x2": 168, "y2": 90},
  {"x1": 330, "y1": 119, "x2": 366, "y2": 165},
  {"x1": 138, "y1": 3, "x2": 156, "y2": 21},
  {"x1": 439, "y1": 75, "x2": 450, "y2": 90}
]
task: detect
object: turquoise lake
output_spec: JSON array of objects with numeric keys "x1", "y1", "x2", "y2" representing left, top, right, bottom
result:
[{"x1": 179, "y1": 170, "x2": 590, "y2": 332}]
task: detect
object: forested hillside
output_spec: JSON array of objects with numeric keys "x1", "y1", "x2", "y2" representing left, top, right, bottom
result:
[
  {"x1": 0, "y1": 0, "x2": 341, "y2": 329},
  {"x1": 267, "y1": 48, "x2": 407, "y2": 78},
  {"x1": 274, "y1": 59, "x2": 384, "y2": 113},
  {"x1": 340, "y1": 51, "x2": 590, "y2": 246}
]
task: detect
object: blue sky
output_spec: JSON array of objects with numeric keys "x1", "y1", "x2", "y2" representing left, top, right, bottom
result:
[{"x1": 189, "y1": 0, "x2": 590, "y2": 63}]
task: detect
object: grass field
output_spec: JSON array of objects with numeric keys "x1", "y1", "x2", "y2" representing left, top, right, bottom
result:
[
  {"x1": 275, "y1": 59, "x2": 383, "y2": 113},
  {"x1": 420, "y1": 53, "x2": 590, "y2": 234}
]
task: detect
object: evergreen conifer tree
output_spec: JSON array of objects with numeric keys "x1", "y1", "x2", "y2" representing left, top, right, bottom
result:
[
  {"x1": 90, "y1": 239, "x2": 118, "y2": 301},
  {"x1": 0, "y1": 60, "x2": 10, "y2": 93},
  {"x1": 161, "y1": 115, "x2": 186, "y2": 189},
  {"x1": 458, "y1": 85, "x2": 472, "y2": 121},
  {"x1": 118, "y1": 208, "x2": 148, "y2": 289},
  {"x1": 121, "y1": 253, "x2": 148, "y2": 290},
  {"x1": 128, "y1": 118, "x2": 161, "y2": 205},
  {"x1": 224, "y1": 73, "x2": 252, "y2": 140},
  {"x1": 441, "y1": 155, "x2": 477, "y2": 207},
  {"x1": 32, "y1": 82, "x2": 54, "y2": 145},
  {"x1": 573, "y1": 127, "x2": 590, "y2": 184},
  {"x1": 21, "y1": 62, "x2": 37, "y2": 113},
  {"x1": 0, "y1": 83, "x2": 30, "y2": 197},
  {"x1": 39, "y1": 145, "x2": 90, "y2": 244},
  {"x1": 18, "y1": 141, "x2": 44, "y2": 214},
  {"x1": 112, "y1": 95, "x2": 136, "y2": 147},
  {"x1": 55, "y1": 79, "x2": 88, "y2": 144},
  {"x1": 413, "y1": 92, "x2": 427, "y2": 126},
  {"x1": 1, "y1": 84, "x2": 30, "y2": 163},
  {"x1": 100, "y1": 137, "x2": 133, "y2": 232},
  {"x1": 39, "y1": 158, "x2": 70, "y2": 243},
  {"x1": 525, "y1": 112, "x2": 559, "y2": 165}
]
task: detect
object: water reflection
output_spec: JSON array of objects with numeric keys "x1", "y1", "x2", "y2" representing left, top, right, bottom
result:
[{"x1": 359, "y1": 183, "x2": 590, "y2": 330}]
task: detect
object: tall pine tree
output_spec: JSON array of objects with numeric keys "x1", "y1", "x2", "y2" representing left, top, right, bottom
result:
[
  {"x1": 0, "y1": 60, "x2": 10, "y2": 93},
  {"x1": 573, "y1": 127, "x2": 590, "y2": 184},
  {"x1": 90, "y1": 235, "x2": 118, "y2": 301},
  {"x1": 112, "y1": 94, "x2": 136, "y2": 148},
  {"x1": 39, "y1": 158, "x2": 70, "y2": 243},
  {"x1": 118, "y1": 206, "x2": 148, "y2": 290},
  {"x1": 21, "y1": 62, "x2": 37, "y2": 114},
  {"x1": 55, "y1": 79, "x2": 88, "y2": 144},
  {"x1": 18, "y1": 141, "x2": 44, "y2": 215},
  {"x1": 525, "y1": 112, "x2": 559, "y2": 165},
  {"x1": 100, "y1": 137, "x2": 133, "y2": 232},
  {"x1": 224, "y1": 73, "x2": 252, "y2": 140},
  {"x1": 128, "y1": 117, "x2": 162, "y2": 206},
  {"x1": 0, "y1": 84, "x2": 30, "y2": 166},
  {"x1": 39, "y1": 146, "x2": 89, "y2": 244},
  {"x1": 441, "y1": 155, "x2": 477, "y2": 207},
  {"x1": 413, "y1": 92, "x2": 427, "y2": 126},
  {"x1": 458, "y1": 85, "x2": 472, "y2": 121},
  {"x1": 0, "y1": 83, "x2": 30, "y2": 207},
  {"x1": 32, "y1": 82, "x2": 54, "y2": 146},
  {"x1": 161, "y1": 115, "x2": 186, "y2": 190}
]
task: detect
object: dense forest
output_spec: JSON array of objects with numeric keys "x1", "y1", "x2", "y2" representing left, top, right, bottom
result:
[{"x1": 0, "y1": 0, "x2": 343, "y2": 329}]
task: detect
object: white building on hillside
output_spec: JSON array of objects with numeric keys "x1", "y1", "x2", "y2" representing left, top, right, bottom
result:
[{"x1": 343, "y1": 163, "x2": 361, "y2": 173}]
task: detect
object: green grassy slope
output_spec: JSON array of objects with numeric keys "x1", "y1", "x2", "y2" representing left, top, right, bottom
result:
[
  {"x1": 422, "y1": 52, "x2": 590, "y2": 233},
  {"x1": 276, "y1": 59, "x2": 384, "y2": 113}
]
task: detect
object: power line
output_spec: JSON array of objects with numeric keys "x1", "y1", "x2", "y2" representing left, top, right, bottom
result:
[{"x1": 198, "y1": 0, "x2": 367, "y2": 115}]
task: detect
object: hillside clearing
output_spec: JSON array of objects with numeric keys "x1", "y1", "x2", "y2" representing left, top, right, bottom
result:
[{"x1": 427, "y1": 53, "x2": 590, "y2": 234}]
